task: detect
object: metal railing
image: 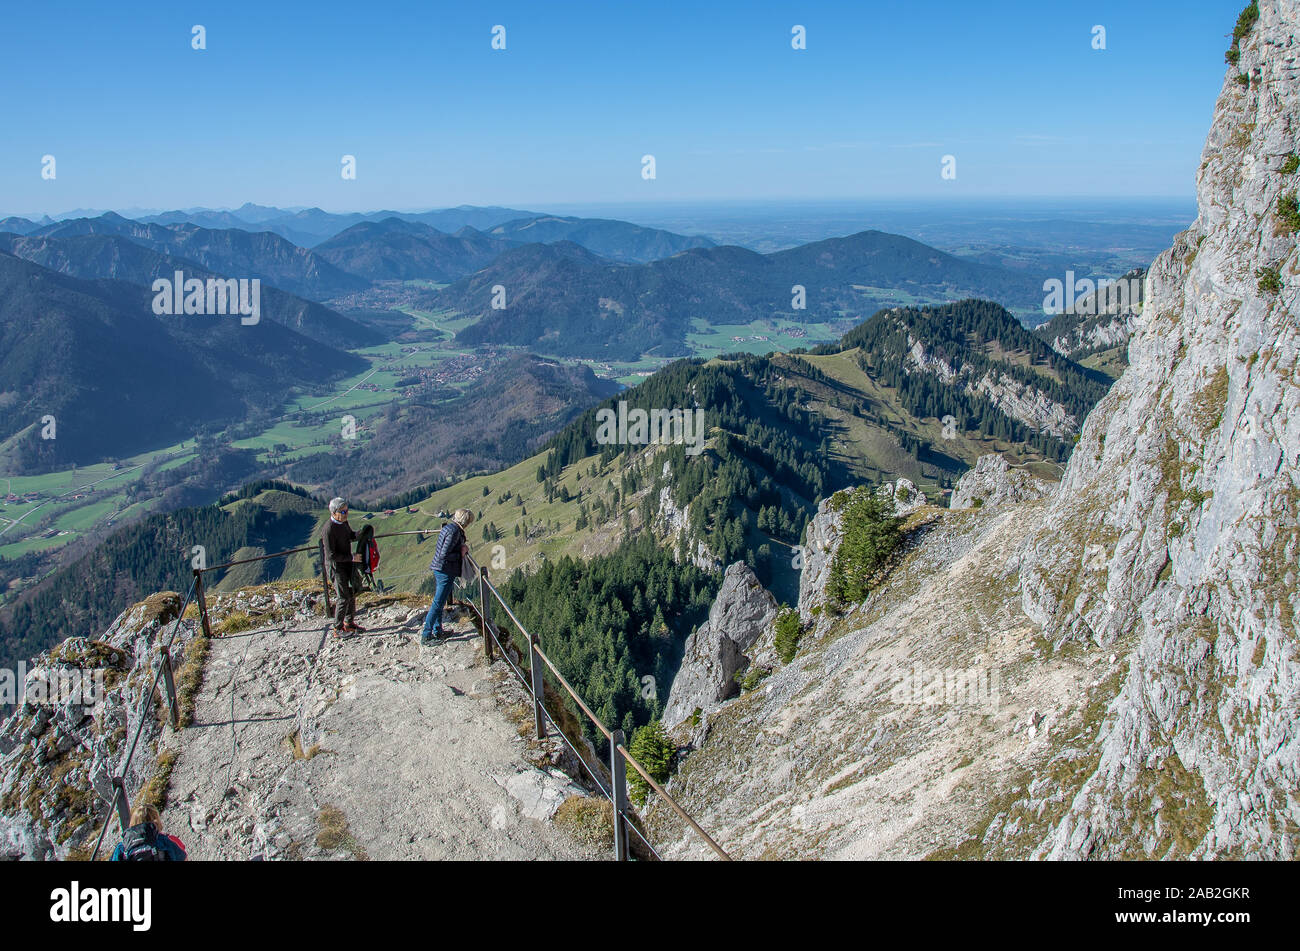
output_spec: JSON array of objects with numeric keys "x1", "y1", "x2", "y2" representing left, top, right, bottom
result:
[
  {"x1": 90, "y1": 528, "x2": 730, "y2": 862},
  {"x1": 89, "y1": 580, "x2": 195, "y2": 859},
  {"x1": 460, "y1": 551, "x2": 730, "y2": 862}
]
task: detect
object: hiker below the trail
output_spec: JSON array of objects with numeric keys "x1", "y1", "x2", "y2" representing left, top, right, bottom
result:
[
  {"x1": 325, "y1": 497, "x2": 366, "y2": 637},
  {"x1": 111, "y1": 804, "x2": 187, "y2": 861},
  {"x1": 421, "y1": 508, "x2": 474, "y2": 645}
]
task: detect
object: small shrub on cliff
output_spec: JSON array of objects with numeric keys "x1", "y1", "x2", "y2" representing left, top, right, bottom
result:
[
  {"x1": 774, "y1": 607, "x2": 803, "y2": 664},
  {"x1": 826, "y1": 489, "x2": 904, "y2": 606},
  {"x1": 1282, "y1": 153, "x2": 1300, "y2": 175},
  {"x1": 1225, "y1": 1, "x2": 1259, "y2": 64},
  {"x1": 1276, "y1": 192, "x2": 1300, "y2": 233},
  {"x1": 625, "y1": 719, "x2": 673, "y2": 806},
  {"x1": 735, "y1": 665, "x2": 772, "y2": 692},
  {"x1": 1257, "y1": 266, "x2": 1282, "y2": 294}
]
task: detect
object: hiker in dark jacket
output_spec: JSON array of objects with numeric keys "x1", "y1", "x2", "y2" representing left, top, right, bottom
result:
[
  {"x1": 325, "y1": 497, "x2": 365, "y2": 636},
  {"x1": 111, "y1": 804, "x2": 186, "y2": 861},
  {"x1": 420, "y1": 508, "x2": 474, "y2": 644}
]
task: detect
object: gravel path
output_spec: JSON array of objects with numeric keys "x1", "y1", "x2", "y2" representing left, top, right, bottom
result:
[{"x1": 163, "y1": 599, "x2": 597, "y2": 860}]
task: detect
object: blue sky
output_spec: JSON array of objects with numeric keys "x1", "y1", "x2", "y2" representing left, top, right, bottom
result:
[{"x1": 0, "y1": 0, "x2": 1243, "y2": 216}]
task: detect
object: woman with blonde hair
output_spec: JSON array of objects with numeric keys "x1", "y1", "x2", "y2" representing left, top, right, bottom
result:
[
  {"x1": 420, "y1": 508, "x2": 475, "y2": 644},
  {"x1": 110, "y1": 803, "x2": 187, "y2": 861}
]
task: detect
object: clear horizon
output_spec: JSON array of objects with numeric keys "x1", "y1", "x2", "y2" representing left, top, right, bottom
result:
[{"x1": 3, "y1": 195, "x2": 1200, "y2": 223}]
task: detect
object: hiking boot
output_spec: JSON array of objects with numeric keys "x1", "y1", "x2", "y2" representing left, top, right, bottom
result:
[
  {"x1": 332, "y1": 628, "x2": 346, "y2": 638},
  {"x1": 344, "y1": 622, "x2": 366, "y2": 634}
]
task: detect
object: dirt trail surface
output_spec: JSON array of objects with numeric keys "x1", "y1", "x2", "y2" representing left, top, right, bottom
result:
[{"x1": 163, "y1": 598, "x2": 597, "y2": 860}]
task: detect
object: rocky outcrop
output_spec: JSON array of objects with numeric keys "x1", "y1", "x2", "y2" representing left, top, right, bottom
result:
[
  {"x1": 165, "y1": 594, "x2": 596, "y2": 860},
  {"x1": 949, "y1": 454, "x2": 1055, "y2": 511},
  {"x1": 0, "y1": 591, "x2": 200, "y2": 860},
  {"x1": 796, "y1": 496, "x2": 844, "y2": 630},
  {"x1": 797, "y1": 481, "x2": 929, "y2": 631},
  {"x1": 657, "y1": 484, "x2": 722, "y2": 571},
  {"x1": 906, "y1": 336, "x2": 1080, "y2": 436},
  {"x1": 1010, "y1": 0, "x2": 1300, "y2": 859},
  {"x1": 663, "y1": 563, "x2": 779, "y2": 729},
  {"x1": 969, "y1": 372, "x2": 1079, "y2": 437},
  {"x1": 882, "y1": 478, "x2": 928, "y2": 516}
]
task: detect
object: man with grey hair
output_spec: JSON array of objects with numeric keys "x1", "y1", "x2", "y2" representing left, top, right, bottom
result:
[{"x1": 324, "y1": 498, "x2": 365, "y2": 636}]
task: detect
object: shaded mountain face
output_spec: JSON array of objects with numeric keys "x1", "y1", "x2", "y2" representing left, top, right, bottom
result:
[
  {"x1": 0, "y1": 233, "x2": 382, "y2": 348},
  {"x1": 487, "y1": 215, "x2": 716, "y2": 263},
  {"x1": 446, "y1": 231, "x2": 1049, "y2": 360},
  {"x1": 313, "y1": 218, "x2": 514, "y2": 281},
  {"x1": 0, "y1": 217, "x2": 40, "y2": 235},
  {"x1": 449, "y1": 241, "x2": 699, "y2": 358},
  {"x1": 29, "y1": 213, "x2": 368, "y2": 301},
  {"x1": 0, "y1": 252, "x2": 365, "y2": 471},
  {"x1": 285, "y1": 352, "x2": 622, "y2": 500}
]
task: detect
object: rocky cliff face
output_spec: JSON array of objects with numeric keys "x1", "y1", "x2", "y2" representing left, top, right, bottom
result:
[
  {"x1": 651, "y1": 2, "x2": 1300, "y2": 859},
  {"x1": 0, "y1": 592, "x2": 199, "y2": 859},
  {"x1": 662, "y1": 563, "x2": 780, "y2": 730},
  {"x1": 797, "y1": 480, "x2": 929, "y2": 633},
  {"x1": 906, "y1": 336, "x2": 1080, "y2": 436},
  {"x1": 949, "y1": 454, "x2": 1055, "y2": 512},
  {"x1": 1009, "y1": 0, "x2": 1300, "y2": 859}
]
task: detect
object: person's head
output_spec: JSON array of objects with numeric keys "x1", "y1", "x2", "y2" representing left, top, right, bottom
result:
[
  {"x1": 329, "y1": 497, "x2": 349, "y2": 519},
  {"x1": 130, "y1": 803, "x2": 161, "y2": 830},
  {"x1": 452, "y1": 509, "x2": 475, "y2": 529}
]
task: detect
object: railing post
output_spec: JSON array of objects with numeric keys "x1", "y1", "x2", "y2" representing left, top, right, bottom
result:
[
  {"x1": 610, "y1": 729, "x2": 629, "y2": 862},
  {"x1": 319, "y1": 539, "x2": 332, "y2": 617},
  {"x1": 479, "y1": 564, "x2": 493, "y2": 662},
  {"x1": 158, "y1": 645, "x2": 180, "y2": 729},
  {"x1": 529, "y1": 633, "x2": 546, "y2": 740},
  {"x1": 193, "y1": 568, "x2": 212, "y2": 639},
  {"x1": 111, "y1": 776, "x2": 131, "y2": 831}
]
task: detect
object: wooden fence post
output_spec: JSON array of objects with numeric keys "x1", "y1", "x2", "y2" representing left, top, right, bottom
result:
[
  {"x1": 479, "y1": 565, "x2": 493, "y2": 662},
  {"x1": 158, "y1": 645, "x2": 180, "y2": 729},
  {"x1": 193, "y1": 568, "x2": 212, "y2": 639},
  {"x1": 111, "y1": 776, "x2": 131, "y2": 832},
  {"x1": 529, "y1": 633, "x2": 546, "y2": 740}
]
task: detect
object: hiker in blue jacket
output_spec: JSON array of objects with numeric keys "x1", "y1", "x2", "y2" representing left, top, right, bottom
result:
[
  {"x1": 111, "y1": 804, "x2": 187, "y2": 861},
  {"x1": 421, "y1": 509, "x2": 474, "y2": 644}
]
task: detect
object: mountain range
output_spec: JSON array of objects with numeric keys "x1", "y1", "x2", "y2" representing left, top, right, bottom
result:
[
  {"x1": 0, "y1": 251, "x2": 366, "y2": 471},
  {"x1": 448, "y1": 231, "x2": 1048, "y2": 359},
  {"x1": 0, "y1": 232, "x2": 382, "y2": 348}
]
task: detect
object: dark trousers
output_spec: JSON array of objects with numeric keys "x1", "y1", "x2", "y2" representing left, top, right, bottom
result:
[{"x1": 333, "y1": 562, "x2": 356, "y2": 628}]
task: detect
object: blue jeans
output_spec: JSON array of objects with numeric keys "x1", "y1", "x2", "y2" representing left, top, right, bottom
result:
[{"x1": 421, "y1": 570, "x2": 454, "y2": 640}]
